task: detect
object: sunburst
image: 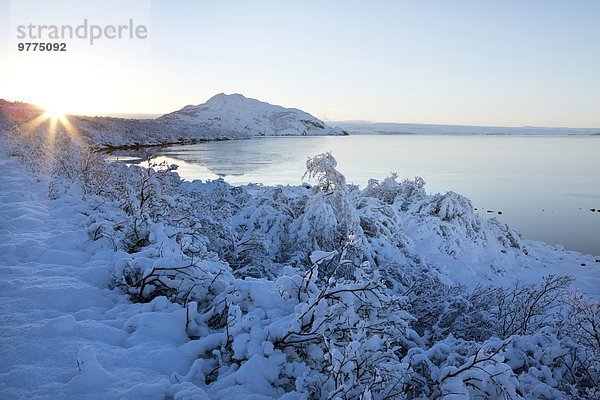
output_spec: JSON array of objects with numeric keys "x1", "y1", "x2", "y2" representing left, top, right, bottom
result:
[{"x1": 19, "y1": 105, "x2": 79, "y2": 154}]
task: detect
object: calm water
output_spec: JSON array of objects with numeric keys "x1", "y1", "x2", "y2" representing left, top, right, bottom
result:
[{"x1": 144, "y1": 136, "x2": 600, "y2": 255}]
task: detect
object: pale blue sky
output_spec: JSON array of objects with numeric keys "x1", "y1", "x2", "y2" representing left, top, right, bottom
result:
[{"x1": 1, "y1": 0, "x2": 599, "y2": 127}]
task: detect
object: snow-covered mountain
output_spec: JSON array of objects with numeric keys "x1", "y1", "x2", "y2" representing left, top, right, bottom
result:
[{"x1": 158, "y1": 93, "x2": 348, "y2": 137}]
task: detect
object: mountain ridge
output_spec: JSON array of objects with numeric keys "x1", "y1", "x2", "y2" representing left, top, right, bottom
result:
[{"x1": 0, "y1": 94, "x2": 348, "y2": 149}]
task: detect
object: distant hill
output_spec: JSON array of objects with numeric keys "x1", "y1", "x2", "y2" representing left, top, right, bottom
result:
[{"x1": 333, "y1": 121, "x2": 600, "y2": 136}]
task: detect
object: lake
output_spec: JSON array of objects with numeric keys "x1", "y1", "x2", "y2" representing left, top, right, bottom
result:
[{"x1": 138, "y1": 135, "x2": 599, "y2": 255}]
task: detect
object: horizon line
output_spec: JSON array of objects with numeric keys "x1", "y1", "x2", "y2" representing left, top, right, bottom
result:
[{"x1": 2, "y1": 97, "x2": 599, "y2": 131}]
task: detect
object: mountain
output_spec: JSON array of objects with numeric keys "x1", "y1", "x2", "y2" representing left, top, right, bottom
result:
[{"x1": 158, "y1": 93, "x2": 348, "y2": 137}]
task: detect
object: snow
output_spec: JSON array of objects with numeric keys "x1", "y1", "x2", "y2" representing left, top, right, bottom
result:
[
  {"x1": 1, "y1": 122, "x2": 599, "y2": 399},
  {"x1": 0, "y1": 156, "x2": 187, "y2": 399},
  {"x1": 310, "y1": 250, "x2": 338, "y2": 265}
]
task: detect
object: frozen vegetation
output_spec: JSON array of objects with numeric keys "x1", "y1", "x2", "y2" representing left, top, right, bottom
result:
[{"x1": 0, "y1": 116, "x2": 599, "y2": 400}]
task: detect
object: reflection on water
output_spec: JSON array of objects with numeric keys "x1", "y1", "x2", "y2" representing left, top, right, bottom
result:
[{"x1": 141, "y1": 135, "x2": 599, "y2": 255}]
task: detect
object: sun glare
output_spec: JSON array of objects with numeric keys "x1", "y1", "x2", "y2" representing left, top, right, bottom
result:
[
  {"x1": 21, "y1": 103, "x2": 78, "y2": 149},
  {"x1": 45, "y1": 108, "x2": 66, "y2": 120}
]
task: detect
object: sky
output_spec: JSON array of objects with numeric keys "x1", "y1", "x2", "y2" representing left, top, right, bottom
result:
[{"x1": 0, "y1": 0, "x2": 599, "y2": 127}]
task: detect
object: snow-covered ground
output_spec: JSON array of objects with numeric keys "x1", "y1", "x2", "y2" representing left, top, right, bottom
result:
[
  {"x1": 1, "y1": 122, "x2": 599, "y2": 398},
  {"x1": 0, "y1": 155, "x2": 201, "y2": 399}
]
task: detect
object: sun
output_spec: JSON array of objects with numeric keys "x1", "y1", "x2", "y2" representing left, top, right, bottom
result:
[
  {"x1": 46, "y1": 109, "x2": 64, "y2": 119},
  {"x1": 21, "y1": 103, "x2": 78, "y2": 147},
  {"x1": 43, "y1": 107, "x2": 66, "y2": 121}
]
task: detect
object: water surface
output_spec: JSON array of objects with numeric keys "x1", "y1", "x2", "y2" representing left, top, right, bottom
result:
[{"x1": 141, "y1": 135, "x2": 599, "y2": 255}]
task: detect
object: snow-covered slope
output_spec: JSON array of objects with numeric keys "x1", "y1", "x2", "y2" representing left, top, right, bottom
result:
[
  {"x1": 0, "y1": 99, "x2": 45, "y2": 130},
  {"x1": 158, "y1": 93, "x2": 348, "y2": 137}
]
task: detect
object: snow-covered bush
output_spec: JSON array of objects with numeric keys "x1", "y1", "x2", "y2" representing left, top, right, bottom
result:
[
  {"x1": 49, "y1": 140, "x2": 112, "y2": 198},
  {"x1": 494, "y1": 274, "x2": 573, "y2": 337},
  {"x1": 2, "y1": 123, "x2": 52, "y2": 172},
  {"x1": 553, "y1": 292, "x2": 600, "y2": 397},
  {"x1": 503, "y1": 327, "x2": 599, "y2": 399},
  {"x1": 557, "y1": 291, "x2": 600, "y2": 357},
  {"x1": 303, "y1": 151, "x2": 346, "y2": 192},
  {"x1": 112, "y1": 159, "x2": 181, "y2": 251}
]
